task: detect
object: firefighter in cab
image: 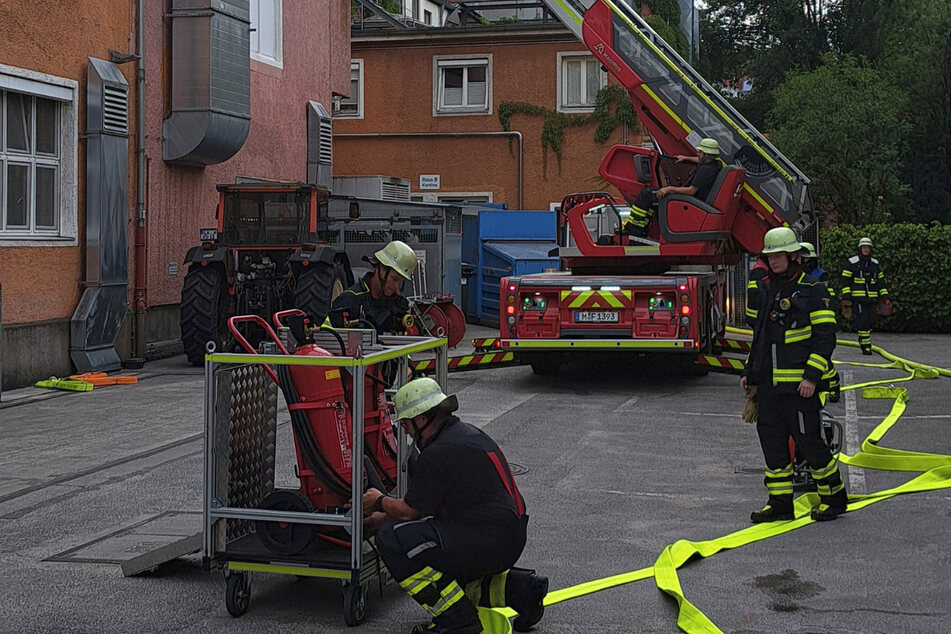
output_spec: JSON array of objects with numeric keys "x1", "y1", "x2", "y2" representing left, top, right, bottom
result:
[
  {"x1": 839, "y1": 237, "x2": 890, "y2": 355},
  {"x1": 363, "y1": 378, "x2": 547, "y2": 634},
  {"x1": 330, "y1": 240, "x2": 417, "y2": 334},
  {"x1": 741, "y1": 227, "x2": 848, "y2": 523}
]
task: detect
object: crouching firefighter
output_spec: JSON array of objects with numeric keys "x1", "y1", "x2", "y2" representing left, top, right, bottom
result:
[
  {"x1": 365, "y1": 378, "x2": 548, "y2": 633},
  {"x1": 741, "y1": 227, "x2": 849, "y2": 523}
]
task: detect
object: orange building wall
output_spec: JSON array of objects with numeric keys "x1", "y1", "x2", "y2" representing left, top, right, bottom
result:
[
  {"x1": 334, "y1": 34, "x2": 630, "y2": 210},
  {"x1": 0, "y1": 0, "x2": 135, "y2": 324}
]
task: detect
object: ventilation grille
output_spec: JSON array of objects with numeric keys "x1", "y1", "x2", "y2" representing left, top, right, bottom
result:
[
  {"x1": 381, "y1": 181, "x2": 410, "y2": 201},
  {"x1": 102, "y1": 84, "x2": 129, "y2": 134},
  {"x1": 318, "y1": 117, "x2": 332, "y2": 164}
]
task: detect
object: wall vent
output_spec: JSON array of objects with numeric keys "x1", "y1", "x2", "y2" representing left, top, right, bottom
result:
[{"x1": 102, "y1": 83, "x2": 129, "y2": 134}]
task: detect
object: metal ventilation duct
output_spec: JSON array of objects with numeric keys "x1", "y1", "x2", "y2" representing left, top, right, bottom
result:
[
  {"x1": 70, "y1": 58, "x2": 130, "y2": 372},
  {"x1": 307, "y1": 101, "x2": 332, "y2": 189},
  {"x1": 163, "y1": 0, "x2": 251, "y2": 165}
]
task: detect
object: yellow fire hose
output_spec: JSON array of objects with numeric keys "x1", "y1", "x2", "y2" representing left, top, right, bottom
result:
[{"x1": 479, "y1": 331, "x2": 951, "y2": 633}]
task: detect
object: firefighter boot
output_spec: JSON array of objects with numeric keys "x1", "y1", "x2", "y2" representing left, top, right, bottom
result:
[
  {"x1": 750, "y1": 497, "x2": 794, "y2": 523},
  {"x1": 811, "y1": 489, "x2": 848, "y2": 522},
  {"x1": 507, "y1": 569, "x2": 549, "y2": 632},
  {"x1": 411, "y1": 600, "x2": 482, "y2": 634},
  {"x1": 827, "y1": 370, "x2": 841, "y2": 403}
]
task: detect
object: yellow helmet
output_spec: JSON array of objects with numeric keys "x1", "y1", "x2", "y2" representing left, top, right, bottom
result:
[
  {"x1": 696, "y1": 138, "x2": 720, "y2": 156},
  {"x1": 858, "y1": 237, "x2": 873, "y2": 248},
  {"x1": 373, "y1": 240, "x2": 417, "y2": 281},
  {"x1": 392, "y1": 378, "x2": 458, "y2": 421},
  {"x1": 799, "y1": 242, "x2": 817, "y2": 258},
  {"x1": 761, "y1": 227, "x2": 800, "y2": 255}
]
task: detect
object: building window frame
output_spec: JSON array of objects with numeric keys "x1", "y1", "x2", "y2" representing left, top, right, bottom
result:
[
  {"x1": 556, "y1": 51, "x2": 606, "y2": 114},
  {"x1": 433, "y1": 55, "x2": 492, "y2": 116},
  {"x1": 336, "y1": 60, "x2": 364, "y2": 119},
  {"x1": 250, "y1": 0, "x2": 283, "y2": 69},
  {"x1": 0, "y1": 64, "x2": 77, "y2": 246}
]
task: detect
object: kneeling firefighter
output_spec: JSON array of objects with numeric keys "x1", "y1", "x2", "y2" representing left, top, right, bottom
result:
[
  {"x1": 364, "y1": 378, "x2": 548, "y2": 633},
  {"x1": 741, "y1": 227, "x2": 848, "y2": 522}
]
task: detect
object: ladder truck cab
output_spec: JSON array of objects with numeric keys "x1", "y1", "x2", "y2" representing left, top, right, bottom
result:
[{"x1": 500, "y1": 0, "x2": 816, "y2": 374}]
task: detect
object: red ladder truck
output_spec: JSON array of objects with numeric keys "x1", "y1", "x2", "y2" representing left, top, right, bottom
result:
[{"x1": 500, "y1": 0, "x2": 816, "y2": 374}]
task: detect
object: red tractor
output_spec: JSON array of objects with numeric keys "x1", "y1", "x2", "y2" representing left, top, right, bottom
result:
[{"x1": 180, "y1": 183, "x2": 352, "y2": 365}]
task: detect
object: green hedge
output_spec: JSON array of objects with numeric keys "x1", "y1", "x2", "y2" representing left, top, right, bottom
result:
[{"x1": 818, "y1": 223, "x2": 951, "y2": 333}]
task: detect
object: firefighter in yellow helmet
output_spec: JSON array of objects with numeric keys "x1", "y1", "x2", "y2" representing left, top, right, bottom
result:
[
  {"x1": 741, "y1": 227, "x2": 848, "y2": 522},
  {"x1": 620, "y1": 138, "x2": 722, "y2": 237},
  {"x1": 330, "y1": 240, "x2": 417, "y2": 333},
  {"x1": 798, "y1": 241, "x2": 840, "y2": 402},
  {"x1": 839, "y1": 237, "x2": 890, "y2": 355},
  {"x1": 366, "y1": 378, "x2": 547, "y2": 633}
]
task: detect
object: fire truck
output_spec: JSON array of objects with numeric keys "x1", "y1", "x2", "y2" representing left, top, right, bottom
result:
[{"x1": 500, "y1": 0, "x2": 815, "y2": 374}]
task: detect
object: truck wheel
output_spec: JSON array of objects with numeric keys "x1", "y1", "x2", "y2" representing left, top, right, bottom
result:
[
  {"x1": 180, "y1": 264, "x2": 230, "y2": 367},
  {"x1": 331, "y1": 259, "x2": 348, "y2": 304},
  {"x1": 295, "y1": 261, "x2": 338, "y2": 324}
]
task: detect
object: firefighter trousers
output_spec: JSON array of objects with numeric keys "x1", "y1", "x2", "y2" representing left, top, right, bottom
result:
[
  {"x1": 376, "y1": 516, "x2": 526, "y2": 623},
  {"x1": 756, "y1": 390, "x2": 846, "y2": 509},
  {"x1": 853, "y1": 300, "x2": 874, "y2": 351}
]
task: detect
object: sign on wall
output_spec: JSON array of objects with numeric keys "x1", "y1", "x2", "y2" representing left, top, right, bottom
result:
[{"x1": 419, "y1": 174, "x2": 440, "y2": 190}]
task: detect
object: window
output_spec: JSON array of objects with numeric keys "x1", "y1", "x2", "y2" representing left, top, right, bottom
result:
[
  {"x1": 337, "y1": 60, "x2": 363, "y2": 119},
  {"x1": 0, "y1": 68, "x2": 77, "y2": 244},
  {"x1": 424, "y1": 10, "x2": 433, "y2": 25},
  {"x1": 250, "y1": 0, "x2": 283, "y2": 68},
  {"x1": 434, "y1": 56, "x2": 491, "y2": 115},
  {"x1": 557, "y1": 52, "x2": 606, "y2": 113},
  {"x1": 411, "y1": 192, "x2": 492, "y2": 204}
]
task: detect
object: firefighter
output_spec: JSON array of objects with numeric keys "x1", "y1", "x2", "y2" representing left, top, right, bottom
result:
[
  {"x1": 620, "y1": 137, "x2": 722, "y2": 237},
  {"x1": 741, "y1": 227, "x2": 848, "y2": 522},
  {"x1": 330, "y1": 240, "x2": 417, "y2": 334},
  {"x1": 839, "y1": 237, "x2": 890, "y2": 355},
  {"x1": 365, "y1": 378, "x2": 547, "y2": 633},
  {"x1": 799, "y1": 241, "x2": 840, "y2": 402}
]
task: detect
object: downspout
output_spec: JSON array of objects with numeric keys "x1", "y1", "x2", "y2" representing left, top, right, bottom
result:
[
  {"x1": 134, "y1": 0, "x2": 147, "y2": 359},
  {"x1": 334, "y1": 132, "x2": 523, "y2": 209}
]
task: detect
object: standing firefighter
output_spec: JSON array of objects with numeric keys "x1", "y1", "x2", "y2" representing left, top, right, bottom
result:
[
  {"x1": 741, "y1": 228, "x2": 848, "y2": 522},
  {"x1": 330, "y1": 240, "x2": 417, "y2": 333},
  {"x1": 365, "y1": 378, "x2": 548, "y2": 633},
  {"x1": 839, "y1": 237, "x2": 890, "y2": 355}
]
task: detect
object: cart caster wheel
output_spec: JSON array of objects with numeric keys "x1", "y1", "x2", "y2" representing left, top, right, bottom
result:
[
  {"x1": 226, "y1": 573, "x2": 251, "y2": 617},
  {"x1": 342, "y1": 582, "x2": 367, "y2": 626}
]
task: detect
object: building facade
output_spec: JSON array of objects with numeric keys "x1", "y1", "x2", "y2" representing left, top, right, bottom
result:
[
  {"x1": 334, "y1": 22, "x2": 635, "y2": 210},
  {"x1": 0, "y1": 0, "x2": 351, "y2": 389}
]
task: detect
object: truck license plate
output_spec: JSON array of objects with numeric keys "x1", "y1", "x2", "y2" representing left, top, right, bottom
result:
[
  {"x1": 199, "y1": 228, "x2": 218, "y2": 241},
  {"x1": 574, "y1": 311, "x2": 618, "y2": 323}
]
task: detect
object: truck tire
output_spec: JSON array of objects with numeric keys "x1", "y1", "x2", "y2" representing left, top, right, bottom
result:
[
  {"x1": 295, "y1": 261, "x2": 342, "y2": 324},
  {"x1": 180, "y1": 264, "x2": 230, "y2": 367}
]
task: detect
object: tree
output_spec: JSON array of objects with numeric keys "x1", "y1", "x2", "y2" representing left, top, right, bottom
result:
[{"x1": 767, "y1": 55, "x2": 910, "y2": 224}]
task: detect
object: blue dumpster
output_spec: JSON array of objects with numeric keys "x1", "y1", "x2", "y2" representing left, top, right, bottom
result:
[{"x1": 462, "y1": 209, "x2": 559, "y2": 324}]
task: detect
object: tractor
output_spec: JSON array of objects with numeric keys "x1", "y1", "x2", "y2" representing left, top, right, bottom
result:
[{"x1": 179, "y1": 182, "x2": 352, "y2": 366}]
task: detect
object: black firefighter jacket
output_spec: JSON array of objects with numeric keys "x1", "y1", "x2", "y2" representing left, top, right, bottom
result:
[{"x1": 743, "y1": 271, "x2": 837, "y2": 392}]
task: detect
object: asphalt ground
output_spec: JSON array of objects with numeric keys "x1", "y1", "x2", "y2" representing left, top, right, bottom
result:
[{"x1": 0, "y1": 329, "x2": 948, "y2": 633}]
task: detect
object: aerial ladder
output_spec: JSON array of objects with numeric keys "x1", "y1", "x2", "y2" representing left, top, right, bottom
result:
[{"x1": 499, "y1": 0, "x2": 817, "y2": 374}]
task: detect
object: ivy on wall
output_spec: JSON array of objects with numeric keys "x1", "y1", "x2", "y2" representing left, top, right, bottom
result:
[{"x1": 498, "y1": 85, "x2": 638, "y2": 175}]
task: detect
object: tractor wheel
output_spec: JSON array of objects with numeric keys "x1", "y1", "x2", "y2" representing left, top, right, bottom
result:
[
  {"x1": 295, "y1": 261, "x2": 341, "y2": 325},
  {"x1": 331, "y1": 259, "x2": 349, "y2": 304},
  {"x1": 180, "y1": 264, "x2": 230, "y2": 367}
]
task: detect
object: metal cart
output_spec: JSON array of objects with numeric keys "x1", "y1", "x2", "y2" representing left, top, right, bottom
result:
[{"x1": 202, "y1": 330, "x2": 448, "y2": 624}]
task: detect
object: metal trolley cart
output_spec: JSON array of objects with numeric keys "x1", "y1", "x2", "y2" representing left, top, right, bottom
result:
[{"x1": 202, "y1": 325, "x2": 448, "y2": 624}]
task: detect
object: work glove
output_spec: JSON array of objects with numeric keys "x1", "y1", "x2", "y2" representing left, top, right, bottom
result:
[
  {"x1": 741, "y1": 386, "x2": 758, "y2": 424},
  {"x1": 840, "y1": 299, "x2": 852, "y2": 320}
]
